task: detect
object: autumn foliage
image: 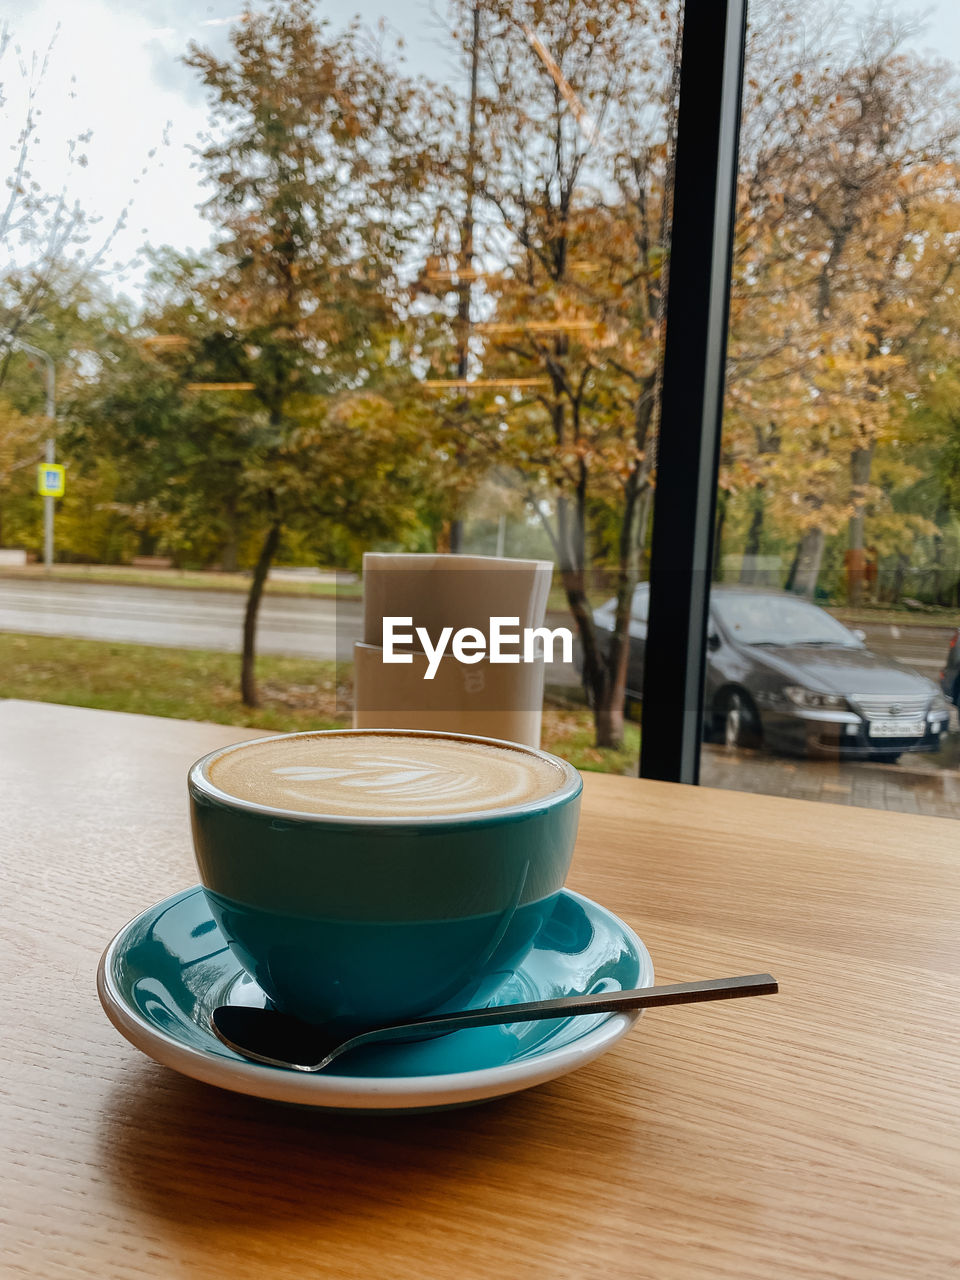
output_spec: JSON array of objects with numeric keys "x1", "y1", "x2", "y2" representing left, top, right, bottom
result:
[{"x1": 3, "y1": 0, "x2": 960, "y2": 746}]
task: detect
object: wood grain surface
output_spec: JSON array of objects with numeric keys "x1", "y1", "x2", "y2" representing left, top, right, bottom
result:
[{"x1": 1, "y1": 699, "x2": 958, "y2": 1279}]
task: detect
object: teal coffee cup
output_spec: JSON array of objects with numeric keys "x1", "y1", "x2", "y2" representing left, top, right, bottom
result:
[{"x1": 188, "y1": 729, "x2": 582, "y2": 1028}]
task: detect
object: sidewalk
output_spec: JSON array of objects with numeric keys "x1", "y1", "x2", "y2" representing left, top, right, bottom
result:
[{"x1": 700, "y1": 743, "x2": 960, "y2": 818}]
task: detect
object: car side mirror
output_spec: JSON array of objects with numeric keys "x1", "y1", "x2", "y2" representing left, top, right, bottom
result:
[
  {"x1": 707, "y1": 631, "x2": 721, "y2": 651},
  {"x1": 853, "y1": 628, "x2": 867, "y2": 644}
]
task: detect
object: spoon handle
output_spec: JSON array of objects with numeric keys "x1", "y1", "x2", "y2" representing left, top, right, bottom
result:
[{"x1": 336, "y1": 973, "x2": 778, "y2": 1061}]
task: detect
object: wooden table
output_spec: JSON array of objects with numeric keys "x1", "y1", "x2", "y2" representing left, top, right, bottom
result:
[{"x1": 1, "y1": 699, "x2": 958, "y2": 1279}]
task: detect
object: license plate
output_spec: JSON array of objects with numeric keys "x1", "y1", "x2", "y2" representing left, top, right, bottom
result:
[{"x1": 868, "y1": 718, "x2": 925, "y2": 738}]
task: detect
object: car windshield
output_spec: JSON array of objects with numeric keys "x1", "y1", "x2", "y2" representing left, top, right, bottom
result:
[{"x1": 711, "y1": 593, "x2": 859, "y2": 647}]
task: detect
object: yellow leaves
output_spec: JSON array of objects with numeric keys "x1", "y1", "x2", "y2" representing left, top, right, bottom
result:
[{"x1": 0, "y1": 400, "x2": 47, "y2": 487}]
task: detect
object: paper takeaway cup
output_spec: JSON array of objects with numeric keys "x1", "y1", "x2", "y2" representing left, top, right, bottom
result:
[
  {"x1": 352, "y1": 641, "x2": 544, "y2": 749},
  {"x1": 361, "y1": 553, "x2": 553, "y2": 648}
]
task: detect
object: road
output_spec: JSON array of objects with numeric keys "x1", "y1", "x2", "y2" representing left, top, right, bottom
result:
[
  {"x1": 0, "y1": 578, "x2": 356, "y2": 661},
  {"x1": 856, "y1": 620, "x2": 953, "y2": 676},
  {"x1": 4, "y1": 577, "x2": 959, "y2": 817},
  {"x1": 0, "y1": 577, "x2": 953, "y2": 692},
  {"x1": 2, "y1": 576, "x2": 952, "y2": 669},
  {"x1": 0, "y1": 578, "x2": 580, "y2": 682}
]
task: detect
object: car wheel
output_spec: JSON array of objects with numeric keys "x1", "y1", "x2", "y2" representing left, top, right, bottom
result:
[{"x1": 723, "y1": 691, "x2": 761, "y2": 750}]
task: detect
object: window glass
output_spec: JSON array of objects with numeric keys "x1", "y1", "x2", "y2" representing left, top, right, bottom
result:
[
  {"x1": 0, "y1": 1, "x2": 678, "y2": 780},
  {"x1": 707, "y1": 0, "x2": 960, "y2": 816}
]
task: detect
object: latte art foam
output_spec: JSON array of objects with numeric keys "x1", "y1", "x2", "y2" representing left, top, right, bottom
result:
[{"x1": 207, "y1": 733, "x2": 565, "y2": 817}]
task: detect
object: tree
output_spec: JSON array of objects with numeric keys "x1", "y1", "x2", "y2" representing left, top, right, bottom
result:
[
  {"x1": 0, "y1": 24, "x2": 129, "y2": 369},
  {"x1": 66, "y1": 250, "x2": 433, "y2": 698},
  {"x1": 0, "y1": 398, "x2": 45, "y2": 548},
  {"x1": 413, "y1": 0, "x2": 678, "y2": 747},
  {"x1": 0, "y1": 273, "x2": 134, "y2": 558},
  {"x1": 725, "y1": 3, "x2": 960, "y2": 602},
  {"x1": 181, "y1": 1, "x2": 437, "y2": 704}
]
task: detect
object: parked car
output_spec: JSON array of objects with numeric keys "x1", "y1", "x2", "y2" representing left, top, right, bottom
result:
[
  {"x1": 584, "y1": 584, "x2": 951, "y2": 760},
  {"x1": 939, "y1": 627, "x2": 960, "y2": 705}
]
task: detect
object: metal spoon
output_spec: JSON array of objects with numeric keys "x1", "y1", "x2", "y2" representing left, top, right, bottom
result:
[{"x1": 211, "y1": 973, "x2": 778, "y2": 1073}]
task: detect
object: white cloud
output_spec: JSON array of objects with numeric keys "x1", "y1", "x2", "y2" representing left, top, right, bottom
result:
[{"x1": 1, "y1": 0, "x2": 447, "y2": 302}]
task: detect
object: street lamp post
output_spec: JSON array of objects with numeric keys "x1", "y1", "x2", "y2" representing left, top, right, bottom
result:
[{"x1": 12, "y1": 339, "x2": 56, "y2": 571}]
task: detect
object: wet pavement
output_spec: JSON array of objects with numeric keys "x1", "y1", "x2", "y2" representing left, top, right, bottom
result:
[{"x1": 700, "y1": 742, "x2": 960, "y2": 819}]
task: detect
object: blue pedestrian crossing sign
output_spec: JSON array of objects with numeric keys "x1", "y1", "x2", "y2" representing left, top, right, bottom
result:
[{"x1": 37, "y1": 463, "x2": 65, "y2": 497}]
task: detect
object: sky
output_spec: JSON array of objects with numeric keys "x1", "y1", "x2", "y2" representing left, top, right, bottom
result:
[
  {"x1": 5, "y1": 0, "x2": 960, "y2": 307},
  {"x1": 2, "y1": 0, "x2": 453, "y2": 301}
]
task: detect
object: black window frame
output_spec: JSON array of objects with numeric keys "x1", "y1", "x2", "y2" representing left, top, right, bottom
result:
[{"x1": 640, "y1": 0, "x2": 748, "y2": 784}]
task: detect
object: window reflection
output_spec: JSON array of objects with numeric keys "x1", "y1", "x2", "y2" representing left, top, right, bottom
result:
[
  {"x1": 711, "y1": 0, "x2": 960, "y2": 816},
  {"x1": 0, "y1": 1, "x2": 679, "y2": 776}
]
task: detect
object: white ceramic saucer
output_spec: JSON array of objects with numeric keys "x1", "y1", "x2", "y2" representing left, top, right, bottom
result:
[{"x1": 98, "y1": 885, "x2": 653, "y2": 1112}]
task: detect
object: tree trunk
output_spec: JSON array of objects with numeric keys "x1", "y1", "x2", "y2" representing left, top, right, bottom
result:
[
  {"x1": 933, "y1": 534, "x2": 946, "y2": 606},
  {"x1": 219, "y1": 498, "x2": 241, "y2": 572},
  {"x1": 598, "y1": 573, "x2": 634, "y2": 749},
  {"x1": 594, "y1": 689, "x2": 625, "y2": 750},
  {"x1": 221, "y1": 537, "x2": 239, "y2": 573},
  {"x1": 560, "y1": 547, "x2": 620, "y2": 747},
  {"x1": 446, "y1": 5, "x2": 479, "y2": 562},
  {"x1": 588, "y1": 460, "x2": 646, "y2": 752},
  {"x1": 892, "y1": 552, "x2": 908, "y2": 605},
  {"x1": 740, "y1": 486, "x2": 764, "y2": 583},
  {"x1": 847, "y1": 441, "x2": 875, "y2": 606},
  {"x1": 241, "y1": 520, "x2": 282, "y2": 708},
  {"x1": 793, "y1": 527, "x2": 825, "y2": 598},
  {"x1": 784, "y1": 540, "x2": 801, "y2": 592}
]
